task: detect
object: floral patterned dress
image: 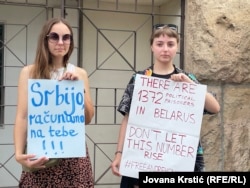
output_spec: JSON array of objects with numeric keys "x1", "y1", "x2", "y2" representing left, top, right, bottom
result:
[
  {"x1": 19, "y1": 63, "x2": 94, "y2": 188},
  {"x1": 19, "y1": 148, "x2": 94, "y2": 188}
]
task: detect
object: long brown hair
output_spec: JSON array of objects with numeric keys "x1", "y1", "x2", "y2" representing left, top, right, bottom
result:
[{"x1": 31, "y1": 17, "x2": 74, "y2": 79}]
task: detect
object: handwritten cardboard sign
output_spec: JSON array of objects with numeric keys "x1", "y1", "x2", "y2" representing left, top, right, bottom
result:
[
  {"x1": 119, "y1": 74, "x2": 207, "y2": 178},
  {"x1": 27, "y1": 79, "x2": 86, "y2": 158}
]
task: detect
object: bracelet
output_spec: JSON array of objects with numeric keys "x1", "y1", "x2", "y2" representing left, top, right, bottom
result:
[{"x1": 115, "y1": 151, "x2": 122, "y2": 155}]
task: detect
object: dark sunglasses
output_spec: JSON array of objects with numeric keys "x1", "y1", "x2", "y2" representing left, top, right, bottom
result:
[
  {"x1": 46, "y1": 32, "x2": 72, "y2": 44},
  {"x1": 153, "y1": 24, "x2": 178, "y2": 32}
]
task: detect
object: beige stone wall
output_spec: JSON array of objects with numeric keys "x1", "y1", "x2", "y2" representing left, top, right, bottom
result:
[{"x1": 185, "y1": 0, "x2": 250, "y2": 171}]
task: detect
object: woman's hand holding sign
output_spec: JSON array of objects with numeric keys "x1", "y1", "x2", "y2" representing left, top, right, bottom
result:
[
  {"x1": 16, "y1": 153, "x2": 49, "y2": 170},
  {"x1": 170, "y1": 73, "x2": 194, "y2": 83},
  {"x1": 59, "y1": 71, "x2": 79, "y2": 81}
]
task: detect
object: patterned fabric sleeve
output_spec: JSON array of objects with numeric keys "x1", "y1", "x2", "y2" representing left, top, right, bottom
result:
[
  {"x1": 117, "y1": 73, "x2": 137, "y2": 116},
  {"x1": 117, "y1": 69, "x2": 150, "y2": 116}
]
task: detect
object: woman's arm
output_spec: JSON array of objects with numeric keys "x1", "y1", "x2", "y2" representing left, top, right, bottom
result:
[
  {"x1": 76, "y1": 67, "x2": 94, "y2": 125},
  {"x1": 111, "y1": 114, "x2": 129, "y2": 176},
  {"x1": 60, "y1": 66, "x2": 94, "y2": 125},
  {"x1": 204, "y1": 92, "x2": 220, "y2": 114},
  {"x1": 14, "y1": 66, "x2": 30, "y2": 161},
  {"x1": 14, "y1": 65, "x2": 56, "y2": 169}
]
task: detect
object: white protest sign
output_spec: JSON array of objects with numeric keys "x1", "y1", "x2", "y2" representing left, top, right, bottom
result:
[
  {"x1": 27, "y1": 79, "x2": 85, "y2": 158},
  {"x1": 119, "y1": 74, "x2": 207, "y2": 178}
]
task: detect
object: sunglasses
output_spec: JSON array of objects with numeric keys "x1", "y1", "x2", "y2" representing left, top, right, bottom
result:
[
  {"x1": 46, "y1": 32, "x2": 72, "y2": 44},
  {"x1": 153, "y1": 24, "x2": 178, "y2": 32}
]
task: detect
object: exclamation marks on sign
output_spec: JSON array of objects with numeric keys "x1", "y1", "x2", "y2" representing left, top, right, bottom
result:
[
  {"x1": 42, "y1": 140, "x2": 47, "y2": 155},
  {"x1": 42, "y1": 140, "x2": 64, "y2": 155},
  {"x1": 51, "y1": 140, "x2": 55, "y2": 150},
  {"x1": 60, "y1": 141, "x2": 63, "y2": 151}
]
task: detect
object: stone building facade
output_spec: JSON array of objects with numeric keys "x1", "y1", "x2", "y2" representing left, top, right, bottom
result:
[{"x1": 185, "y1": 0, "x2": 250, "y2": 171}]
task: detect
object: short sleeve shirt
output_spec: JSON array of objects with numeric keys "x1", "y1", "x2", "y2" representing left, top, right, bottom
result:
[{"x1": 117, "y1": 64, "x2": 208, "y2": 172}]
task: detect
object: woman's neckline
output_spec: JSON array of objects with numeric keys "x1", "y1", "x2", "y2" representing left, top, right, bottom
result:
[
  {"x1": 51, "y1": 63, "x2": 68, "y2": 72},
  {"x1": 152, "y1": 64, "x2": 175, "y2": 76}
]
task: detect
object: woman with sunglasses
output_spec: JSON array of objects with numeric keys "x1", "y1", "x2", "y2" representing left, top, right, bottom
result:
[
  {"x1": 14, "y1": 18, "x2": 94, "y2": 187},
  {"x1": 111, "y1": 25, "x2": 220, "y2": 188}
]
